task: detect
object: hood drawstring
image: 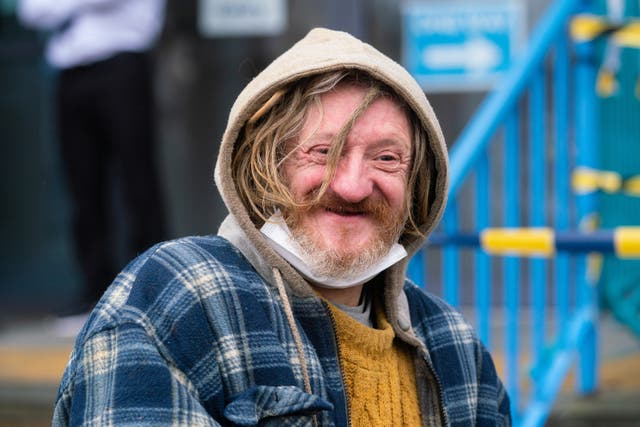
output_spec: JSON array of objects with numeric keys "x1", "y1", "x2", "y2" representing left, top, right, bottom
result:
[{"x1": 272, "y1": 267, "x2": 314, "y2": 396}]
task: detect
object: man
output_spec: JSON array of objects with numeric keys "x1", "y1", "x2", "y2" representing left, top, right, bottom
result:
[
  {"x1": 53, "y1": 28, "x2": 510, "y2": 426},
  {"x1": 18, "y1": 0, "x2": 166, "y2": 312}
]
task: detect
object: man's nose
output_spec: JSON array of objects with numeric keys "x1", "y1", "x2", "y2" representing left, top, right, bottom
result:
[{"x1": 328, "y1": 155, "x2": 373, "y2": 203}]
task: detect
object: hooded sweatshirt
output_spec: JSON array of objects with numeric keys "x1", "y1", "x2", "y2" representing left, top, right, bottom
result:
[{"x1": 53, "y1": 28, "x2": 510, "y2": 427}]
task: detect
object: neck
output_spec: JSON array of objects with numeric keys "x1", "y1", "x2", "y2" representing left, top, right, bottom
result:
[{"x1": 312, "y1": 283, "x2": 364, "y2": 306}]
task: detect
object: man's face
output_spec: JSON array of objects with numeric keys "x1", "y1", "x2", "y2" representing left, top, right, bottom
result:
[{"x1": 282, "y1": 83, "x2": 412, "y2": 276}]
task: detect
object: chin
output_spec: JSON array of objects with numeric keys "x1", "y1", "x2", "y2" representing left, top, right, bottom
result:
[{"x1": 321, "y1": 235, "x2": 373, "y2": 253}]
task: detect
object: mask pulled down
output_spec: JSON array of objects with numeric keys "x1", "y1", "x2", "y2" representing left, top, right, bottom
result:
[{"x1": 260, "y1": 211, "x2": 407, "y2": 289}]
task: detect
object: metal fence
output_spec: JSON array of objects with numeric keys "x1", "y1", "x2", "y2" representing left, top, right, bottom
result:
[{"x1": 407, "y1": 0, "x2": 609, "y2": 425}]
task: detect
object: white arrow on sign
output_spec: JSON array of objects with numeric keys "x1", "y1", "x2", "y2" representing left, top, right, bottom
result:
[{"x1": 421, "y1": 36, "x2": 502, "y2": 71}]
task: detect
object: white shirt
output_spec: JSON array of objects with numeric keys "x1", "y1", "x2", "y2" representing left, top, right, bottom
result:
[{"x1": 18, "y1": 0, "x2": 166, "y2": 69}]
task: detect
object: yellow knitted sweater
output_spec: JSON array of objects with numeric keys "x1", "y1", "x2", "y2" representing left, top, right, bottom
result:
[{"x1": 328, "y1": 301, "x2": 422, "y2": 426}]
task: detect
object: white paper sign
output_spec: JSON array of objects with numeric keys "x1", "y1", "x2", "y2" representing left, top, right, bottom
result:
[{"x1": 199, "y1": 0, "x2": 287, "y2": 37}]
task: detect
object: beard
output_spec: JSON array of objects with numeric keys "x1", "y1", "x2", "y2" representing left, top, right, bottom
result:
[{"x1": 284, "y1": 191, "x2": 407, "y2": 279}]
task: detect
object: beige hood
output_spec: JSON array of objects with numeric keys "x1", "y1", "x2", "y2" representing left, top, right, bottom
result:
[{"x1": 214, "y1": 28, "x2": 448, "y2": 302}]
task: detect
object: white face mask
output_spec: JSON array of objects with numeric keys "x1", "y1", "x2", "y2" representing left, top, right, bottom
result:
[{"x1": 260, "y1": 212, "x2": 408, "y2": 289}]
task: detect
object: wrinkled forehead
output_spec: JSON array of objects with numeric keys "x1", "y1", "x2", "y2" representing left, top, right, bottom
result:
[
  {"x1": 299, "y1": 81, "x2": 413, "y2": 144},
  {"x1": 324, "y1": 79, "x2": 411, "y2": 115}
]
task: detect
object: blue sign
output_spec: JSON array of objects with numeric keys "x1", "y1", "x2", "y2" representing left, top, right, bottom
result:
[{"x1": 402, "y1": 1, "x2": 525, "y2": 92}]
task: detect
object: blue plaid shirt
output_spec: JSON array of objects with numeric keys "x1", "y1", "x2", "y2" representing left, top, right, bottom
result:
[{"x1": 53, "y1": 236, "x2": 510, "y2": 426}]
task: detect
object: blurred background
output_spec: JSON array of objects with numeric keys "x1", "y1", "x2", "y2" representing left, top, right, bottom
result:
[
  {"x1": 1, "y1": 0, "x2": 554, "y2": 319},
  {"x1": 1, "y1": 0, "x2": 639, "y2": 426}
]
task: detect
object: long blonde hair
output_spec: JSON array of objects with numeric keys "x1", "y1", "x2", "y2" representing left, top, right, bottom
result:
[{"x1": 231, "y1": 70, "x2": 432, "y2": 241}]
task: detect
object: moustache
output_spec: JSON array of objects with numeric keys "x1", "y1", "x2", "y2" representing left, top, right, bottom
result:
[{"x1": 308, "y1": 191, "x2": 394, "y2": 223}]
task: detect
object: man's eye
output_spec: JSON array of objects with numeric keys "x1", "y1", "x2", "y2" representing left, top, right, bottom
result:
[
  {"x1": 376, "y1": 154, "x2": 399, "y2": 162},
  {"x1": 306, "y1": 146, "x2": 329, "y2": 163},
  {"x1": 310, "y1": 146, "x2": 329, "y2": 156}
]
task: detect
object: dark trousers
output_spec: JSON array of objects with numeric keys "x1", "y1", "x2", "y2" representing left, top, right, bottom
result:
[{"x1": 57, "y1": 52, "x2": 165, "y2": 307}]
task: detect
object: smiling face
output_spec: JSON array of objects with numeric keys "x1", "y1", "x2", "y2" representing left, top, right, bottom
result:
[{"x1": 282, "y1": 83, "x2": 413, "y2": 277}]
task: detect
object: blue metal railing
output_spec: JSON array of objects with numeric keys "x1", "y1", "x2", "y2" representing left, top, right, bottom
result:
[{"x1": 407, "y1": 0, "x2": 601, "y2": 425}]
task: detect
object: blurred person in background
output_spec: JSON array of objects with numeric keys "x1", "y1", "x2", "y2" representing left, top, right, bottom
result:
[
  {"x1": 52, "y1": 28, "x2": 510, "y2": 426},
  {"x1": 18, "y1": 0, "x2": 167, "y2": 318}
]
